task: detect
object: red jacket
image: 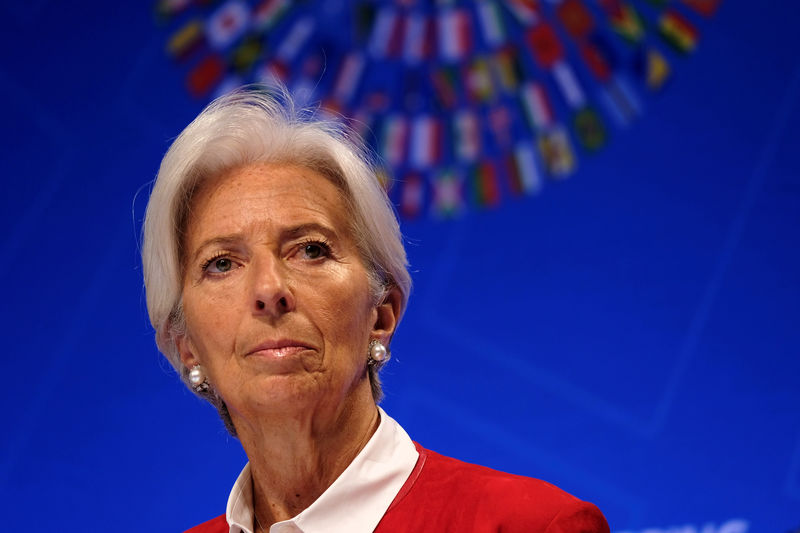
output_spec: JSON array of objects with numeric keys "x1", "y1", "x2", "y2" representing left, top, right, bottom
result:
[{"x1": 186, "y1": 444, "x2": 609, "y2": 533}]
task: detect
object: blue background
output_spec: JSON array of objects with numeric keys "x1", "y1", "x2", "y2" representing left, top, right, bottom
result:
[{"x1": 1, "y1": 1, "x2": 799, "y2": 532}]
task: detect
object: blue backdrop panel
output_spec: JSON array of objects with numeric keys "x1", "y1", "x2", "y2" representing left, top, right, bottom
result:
[{"x1": 0, "y1": 1, "x2": 798, "y2": 532}]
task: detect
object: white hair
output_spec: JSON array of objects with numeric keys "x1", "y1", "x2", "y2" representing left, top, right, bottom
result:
[{"x1": 141, "y1": 86, "x2": 411, "y2": 418}]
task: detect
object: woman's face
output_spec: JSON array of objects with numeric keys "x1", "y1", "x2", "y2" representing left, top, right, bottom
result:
[{"x1": 177, "y1": 163, "x2": 388, "y2": 428}]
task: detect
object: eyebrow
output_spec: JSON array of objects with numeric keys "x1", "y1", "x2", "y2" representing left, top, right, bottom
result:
[{"x1": 189, "y1": 222, "x2": 340, "y2": 265}]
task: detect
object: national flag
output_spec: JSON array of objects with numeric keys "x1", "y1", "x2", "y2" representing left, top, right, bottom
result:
[
  {"x1": 634, "y1": 46, "x2": 671, "y2": 90},
  {"x1": 230, "y1": 35, "x2": 262, "y2": 73},
  {"x1": 488, "y1": 104, "x2": 513, "y2": 148},
  {"x1": 252, "y1": 0, "x2": 291, "y2": 31},
  {"x1": 599, "y1": 0, "x2": 644, "y2": 43},
  {"x1": 506, "y1": 142, "x2": 542, "y2": 195},
  {"x1": 453, "y1": 110, "x2": 481, "y2": 162},
  {"x1": 381, "y1": 114, "x2": 409, "y2": 167},
  {"x1": 166, "y1": 19, "x2": 205, "y2": 62},
  {"x1": 556, "y1": 0, "x2": 595, "y2": 39},
  {"x1": 332, "y1": 52, "x2": 365, "y2": 105},
  {"x1": 438, "y1": 8, "x2": 473, "y2": 62},
  {"x1": 526, "y1": 22, "x2": 564, "y2": 69},
  {"x1": 463, "y1": 57, "x2": 495, "y2": 104},
  {"x1": 504, "y1": 0, "x2": 540, "y2": 26},
  {"x1": 537, "y1": 126, "x2": 576, "y2": 178},
  {"x1": 477, "y1": 1, "x2": 506, "y2": 48},
  {"x1": 552, "y1": 61, "x2": 586, "y2": 109},
  {"x1": 580, "y1": 42, "x2": 611, "y2": 82},
  {"x1": 205, "y1": 0, "x2": 250, "y2": 51},
  {"x1": 493, "y1": 47, "x2": 525, "y2": 93},
  {"x1": 431, "y1": 67, "x2": 459, "y2": 109},
  {"x1": 682, "y1": 0, "x2": 722, "y2": 17},
  {"x1": 399, "y1": 172, "x2": 425, "y2": 219},
  {"x1": 404, "y1": 13, "x2": 433, "y2": 63},
  {"x1": 186, "y1": 54, "x2": 225, "y2": 98},
  {"x1": 658, "y1": 9, "x2": 699, "y2": 54},
  {"x1": 599, "y1": 75, "x2": 642, "y2": 127},
  {"x1": 369, "y1": 7, "x2": 398, "y2": 58},
  {"x1": 572, "y1": 107, "x2": 607, "y2": 150},
  {"x1": 471, "y1": 160, "x2": 501, "y2": 207},
  {"x1": 387, "y1": 14, "x2": 407, "y2": 58},
  {"x1": 431, "y1": 168, "x2": 464, "y2": 218},
  {"x1": 276, "y1": 17, "x2": 315, "y2": 63},
  {"x1": 409, "y1": 115, "x2": 443, "y2": 169},
  {"x1": 520, "y1": 82, "x2": 554, "y2": 132}
]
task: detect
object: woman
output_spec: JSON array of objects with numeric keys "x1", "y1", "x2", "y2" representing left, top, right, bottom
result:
[{"x1": 142, "y1": 87, "x2": 609, "y2": 533}]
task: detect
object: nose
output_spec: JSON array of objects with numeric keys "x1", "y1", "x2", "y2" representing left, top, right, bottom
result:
[{"x1": 249, "y1": 253, "x2": 295, "y2": 316}]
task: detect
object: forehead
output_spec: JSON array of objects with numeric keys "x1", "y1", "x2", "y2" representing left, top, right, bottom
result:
[{"x1": 185, "y1": 162, "x2": 350, "y2": 243}]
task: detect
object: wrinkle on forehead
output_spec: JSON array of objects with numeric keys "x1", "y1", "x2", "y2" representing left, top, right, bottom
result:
[{"x1": 182, "y1": 163, "x2": 354, "y2": 261}]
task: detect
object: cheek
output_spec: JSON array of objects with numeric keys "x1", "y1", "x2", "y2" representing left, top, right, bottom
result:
[
  {"x1": 310, "y1": 278, "x2": 373, "y2": 344},
  {"x1": 183, "y1": 291, "x2": 240, "y2": 356}
]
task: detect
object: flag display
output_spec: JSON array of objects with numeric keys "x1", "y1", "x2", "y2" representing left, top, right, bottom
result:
[{"x1": 156, "y1": 0, "x2": 721, "y2": 219}]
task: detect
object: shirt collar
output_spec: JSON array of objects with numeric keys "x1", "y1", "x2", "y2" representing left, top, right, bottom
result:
[{"x1": 226, "y1": 407, "x2": 418, "y2": 533}]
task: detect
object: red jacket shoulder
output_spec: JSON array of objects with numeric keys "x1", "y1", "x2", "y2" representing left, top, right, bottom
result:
[
  {"x1": 378, "y1": 445, "x2": 609, "y2": 533},
  {"x1": 184, "y1": 514, "x2": 227, "y2": 533}
]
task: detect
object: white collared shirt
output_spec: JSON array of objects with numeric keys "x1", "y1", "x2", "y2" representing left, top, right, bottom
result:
[{"x1": 225, "y1": 407, "x2": 419, "y2": 533}]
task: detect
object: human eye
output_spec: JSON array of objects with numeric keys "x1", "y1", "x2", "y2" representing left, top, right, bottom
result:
[
  {"x1": 298, "y1": 239, "x2": 331, "y2": 260},
  {"x1": 201, "y1": 253, "x2": 238, "y2": 275}
]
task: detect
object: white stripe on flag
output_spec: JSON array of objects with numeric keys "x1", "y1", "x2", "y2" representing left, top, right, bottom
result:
[
  {"x1": 253, "y1": 0, "x2": 288, "y2": 30},
  {"x1": 383, "y1": 115, "x2": 408, "y2": 166},
  {"x1": 276, "y1": 17, "x2": 314, "y2": 62},
  {"x1": 454, "y1": 110, "x2": 480, "y2": 161},
  {"x1": 514, "y1": 142, "x2": 541, "y2": 193},
  {"x1": 552, "y1": 61, "x2": 586, "y2": 109},
  {"x1": 410, "y1": 116, "x2": 437, "y2": 168},
  {"x1": 506, "y1": 0, "x2": 539, "y2": 26},
  {"x1": 521, "y1": 83, "x2": 553, "y2": 130},
  {"x1": 439, "y1": 9, "x2": 468, "y2": 61},
  {"x1": 369, "y1": 8, "x2": 396, "y2": 57},
  {"x1": 477, "y1": 1, "x2": 504, "y2": 47},
  {"x1": 333, "y1": 53, "x2": 365, "y2": 103}
]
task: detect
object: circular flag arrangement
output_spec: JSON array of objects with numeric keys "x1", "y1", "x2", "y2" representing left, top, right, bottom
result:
[{"x1": 155, "y1": 0, "x2": 721, "y2": 219}]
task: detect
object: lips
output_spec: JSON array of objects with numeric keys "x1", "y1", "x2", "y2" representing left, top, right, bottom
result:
[{"x1": 245, "y1": 339, "x2": 313, "y2": 358}]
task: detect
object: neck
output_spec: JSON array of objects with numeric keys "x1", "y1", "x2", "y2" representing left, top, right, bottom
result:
[{"x1": 234, "y1": 388, "x2": 380, "y2": 528}]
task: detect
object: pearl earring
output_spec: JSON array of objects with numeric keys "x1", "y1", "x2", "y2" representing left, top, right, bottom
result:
[
  {"x1": 188, "y1": 364, "x2": 210, "y2": 393},
  {"x1": 368, "y1": 339, "x2": 390, "y2": 366}
]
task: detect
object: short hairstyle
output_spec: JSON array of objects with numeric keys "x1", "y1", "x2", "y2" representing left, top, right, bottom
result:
[{"x1": 141, "y1": 87, "x2": 411, "y2": 433}]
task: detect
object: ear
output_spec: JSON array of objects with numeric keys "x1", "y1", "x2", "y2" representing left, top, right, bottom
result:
[
  {"x1": 372, "y1": 286, "x2": 403, "y2": 344},
  {"x1": 175, "y1": 332, "x2": 200, "y2": 370}
]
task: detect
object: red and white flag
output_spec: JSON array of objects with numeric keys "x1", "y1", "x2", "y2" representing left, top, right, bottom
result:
[
  {"x1": 520, "y1": 82, "x2": 555, "y2": 131},
  {"x1": 332, "y1": 53, "x2": 365, "y2": 105},
  {"x1": 410, "y1": 115, "x2": 442, "y2": 169},
  {"x1": 382, "y1": 114, "x2": 409, "y2": 167},
  {"x1": 438, "y1": 8, "x2": 473, "y2": 62},
  {"x1": 453, "y1": 110, "x2": 481, "y2": 162}
]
